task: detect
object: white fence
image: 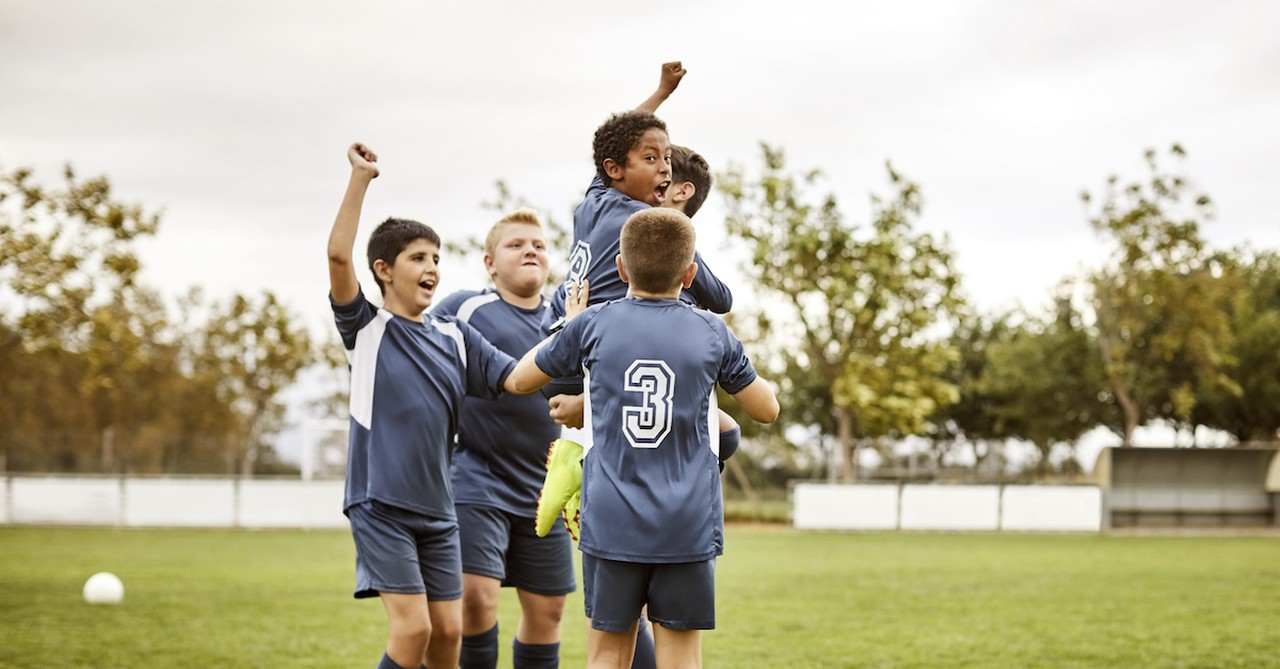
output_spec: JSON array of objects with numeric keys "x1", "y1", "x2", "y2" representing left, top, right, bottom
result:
[
  {"x1": 793, "y1": 483, "x2": 1102, "y2": 532},
  {"x1": 0, "y1": 475, "x2": 347, "y2": 529}
]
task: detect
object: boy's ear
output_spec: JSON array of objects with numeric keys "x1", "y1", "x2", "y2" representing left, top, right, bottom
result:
[
  {"x1": 681, "y1": 261, "x2": 699, "y2": 289},
  {"x1": 373, "y1": 258, "x2": 394, "y2": 284},
  {"x1": 671, "y1": 181, "x2": 695, "y2": 205},
  {"x1": 482, "y1": 253, "x2": 497, "y2": 278},
  {"x1": 615, "y1": 255, "x2": 630, "y2": 284},
  {"x1": 603, "y1": 158, "x2": 625, "y2": 182}
]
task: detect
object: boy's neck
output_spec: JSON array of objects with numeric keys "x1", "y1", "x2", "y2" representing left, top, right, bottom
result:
[
  {"x1": 627, "y1": 288, "x2": 681, "y2": 300},
  {"x1": 496, "y1": 285, "x2": 543, "y2": 310},
  {"x1": 382, "y1": 296, "x2": 427, "y2": 322}
]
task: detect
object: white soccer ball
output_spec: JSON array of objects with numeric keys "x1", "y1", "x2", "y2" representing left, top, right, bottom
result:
[{"x1": 83, "y1": 572, "x2": 125, "y2": 605}]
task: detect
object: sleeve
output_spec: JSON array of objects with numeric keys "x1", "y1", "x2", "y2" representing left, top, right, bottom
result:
[
  {"x1": 683, "y1": 250, "x2": 734, "y2": 314},
  {"x1": 716, "y1": 321, "x2": 758, "y2": 395},
  {"x1": 459, "y1": 319, "x2": 518, "y2": 399},
  {"x1": 533, "y1": 311, "x2": 589, "y2": 379},
  {"x1": 330, "y1": 289, "x2": 377, "y2": 351}
]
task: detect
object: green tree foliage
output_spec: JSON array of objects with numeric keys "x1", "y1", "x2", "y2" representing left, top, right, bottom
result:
[
  {"x1": 719, "y1": 144, "x2": 964, "y2": 481},
  {"x1": 975, "y1": 296, "x2": 1112, "y2": 474},
  {"x1": 1194, "y1": 249, "x2": 1280, "y2": 442},
  {"x1": 0, "y1": 161, "x2": 313, "y2": 474},
  {"x1": 1082, "y1": 145, "x2": 1238, "y2": 445},
  {"x1": 932, "y1": 309, "x2": 1016, "y2": 475}
]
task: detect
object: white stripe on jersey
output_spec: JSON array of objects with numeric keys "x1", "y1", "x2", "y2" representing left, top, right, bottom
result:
[
  {"x1": 454, "y1": 292, "x2": 501, "y2": 324},
  {"x1": 431, "y1": 319, "x2": 468, "y2": 372},
  {"x1": 707, "y1": 386, "x2": 720, "y2": 458},
  {"x1": 347, "y1": 309, "x2": 394, "y2": 429}
]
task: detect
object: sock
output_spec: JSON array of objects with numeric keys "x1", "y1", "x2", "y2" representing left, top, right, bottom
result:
[
  {"x1": 513, "y1": 638, "x2": 560, "y2": 669},
  {"x1": 631, "y1": 616, "x2": 656, "y2": 669},
  {"x1": 460, "y1": 624, "x2": 499, "y2": 669},
  {"x1": 376, "y1": 651, "x2": 413, "y2": 669}
]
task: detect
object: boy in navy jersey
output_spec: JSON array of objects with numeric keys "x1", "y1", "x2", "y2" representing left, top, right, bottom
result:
[
  {"x1": 431, "y1": 210, "x2": 574, "y2": 669},
  {"x1": 327, "y1": 143, "x2": 579, "y2": 669},
  {"x1": 507, "y1": 208, "x2": 780, "y2": 669}
]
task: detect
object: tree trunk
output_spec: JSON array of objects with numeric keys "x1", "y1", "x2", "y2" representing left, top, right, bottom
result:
[
  {"x1": 838, "y1": 407, "x2": 857, "y2": 482},
  {"x1": 724, "y1": 457, "x2": 758, "y2": 503}
]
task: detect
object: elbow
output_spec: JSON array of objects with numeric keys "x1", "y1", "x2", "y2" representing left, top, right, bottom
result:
[{"x1": 757, "y1": 400, "x2": 780, "y2": 425}]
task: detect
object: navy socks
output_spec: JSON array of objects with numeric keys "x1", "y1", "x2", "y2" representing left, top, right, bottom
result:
[
  {"x1": 460, "y1": 624, "x2": 499, "y2": 669},
  {"x1": 513, "y1": 638, "x2": 560, "y2": 669}
]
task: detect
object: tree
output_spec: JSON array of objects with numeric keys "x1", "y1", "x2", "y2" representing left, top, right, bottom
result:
[
  {"x1": 1195, "y1": 249, "x2": 1280, "y2": 442},
  {"x1": 976, "y1": 295, "x2": 1112, "y2": 475},
  {"x1": 719, "y1": 144, "x2": 964, "y2": 481},
  {"x1": 1082, "y1": 145, "x2": 1237, "y2": 445},
  {"x1": 931, "y1": 308, "x2": 1017, "y2": 477},
  {"x1": 186, "y1": 292, "x2": 315, "y2": 475}
]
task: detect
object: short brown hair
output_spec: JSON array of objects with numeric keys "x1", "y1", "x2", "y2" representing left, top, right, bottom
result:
[
  {"x1": 620, "y1": 209, "x2": 696, "y2": 293},
  {"x1": 484, "y1": 208, "x2": 543, "y2": 256},
  {"x1": 670, "y1": 145, "x2": 711, "y2": 218}
]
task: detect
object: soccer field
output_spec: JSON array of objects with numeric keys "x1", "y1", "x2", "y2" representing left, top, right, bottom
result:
[{"x1": 2, "y1": 526, "x2": 1278, "y2": 668}]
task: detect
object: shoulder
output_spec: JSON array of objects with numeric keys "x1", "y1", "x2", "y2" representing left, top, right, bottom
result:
[{"x1": 433, "y1": 289, "x2": 500, "y2": 322}]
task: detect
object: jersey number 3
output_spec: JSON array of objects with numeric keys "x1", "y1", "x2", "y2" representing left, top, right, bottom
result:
[{"x1": 622, "y1": 360, "x2": 675, "y2": 449}]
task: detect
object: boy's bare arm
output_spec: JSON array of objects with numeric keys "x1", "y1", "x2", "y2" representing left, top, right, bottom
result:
[
  {"x1": 504, "y1": 279, "x2": 590, "y2": 395},
  {"x1": 635, "y1": 61, "x2": 686, "y2": 113},
  {"x1": 327, "y1": 142, "x2": 380, "y2": 304},
  {"x1": 732, "y1": 377, "x2": 780, "y2": 424}
]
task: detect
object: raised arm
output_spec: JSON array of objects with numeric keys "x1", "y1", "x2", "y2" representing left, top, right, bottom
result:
[
  {"x1": 635, "y1": 61, "x2": 686, "y2": 114},
  {"x1": 327, "y1": 142, "x2": 380, "y2": 304}
]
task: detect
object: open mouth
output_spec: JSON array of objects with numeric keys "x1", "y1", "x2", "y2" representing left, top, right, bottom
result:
[
  {"x1": 419, "y1": 278, "x2": 436, "y2": 291},
  {"x1": 655, "y1": 180, "x2": 670, "y2": 203}
]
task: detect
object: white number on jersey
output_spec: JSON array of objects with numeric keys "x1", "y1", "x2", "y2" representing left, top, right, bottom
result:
[
  {"x1": 565, "y1": 240, "x2": 591, "y2": 288},
  {"x1": 622, "y1": 360, "x2": 675, "y2": 449}
]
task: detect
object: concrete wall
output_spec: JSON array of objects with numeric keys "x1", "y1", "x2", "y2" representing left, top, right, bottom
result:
[
  {"x1": 793, "y1": 483, "x2": 1102, "y2": 532},
  {"x1": 2, "y1": 475, "x2": 347, "y2": 530}
]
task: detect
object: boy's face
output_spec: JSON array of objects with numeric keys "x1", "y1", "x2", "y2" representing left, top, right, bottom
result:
[
  {"x1": 605, "y1": 127, "x2": 672, "y2": 206},
  {"x1": 378, "y1": 238, "x2": 440, "y2": 317},
  {"x1": 486, "y1": 223, "x2": 548, "y2": 299}
]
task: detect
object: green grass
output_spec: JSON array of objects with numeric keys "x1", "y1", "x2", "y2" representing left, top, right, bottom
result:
[{"x1": 2, "y1": 527, "x2": 1279, "y2": 668}]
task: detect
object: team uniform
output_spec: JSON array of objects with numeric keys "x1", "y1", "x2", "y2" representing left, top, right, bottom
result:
[
  {"x1": 431, "y1": 289, "x2": 576, "y2": 596},
  {"x1": 548, "y1": 176, "x2": 733, "y2": 323},
  {"x1": 332, "y1": 289, "x2": 516, "y2": 600},
  {"x1": 534, "y1": 297, "x2": 760, "y2": 631}
]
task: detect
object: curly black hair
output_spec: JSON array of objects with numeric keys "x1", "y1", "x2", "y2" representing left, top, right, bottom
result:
[{"x1": 593, "y1": 111, "x2": 668, "y2": 186}]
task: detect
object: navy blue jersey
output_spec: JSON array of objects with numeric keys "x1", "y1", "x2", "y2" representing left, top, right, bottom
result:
[
  {"x1": 534, "y1": 297, "x2": 758, "y2": 563},
  {"x1": 432, "y1": 289, "x2": 560, "y2": 517},
  {"x1": 332, "y1": 289, "x2": 517, "y2": 520},
  {"x1": 548, "y1": 177, "x2": 733, "y2": 321}
]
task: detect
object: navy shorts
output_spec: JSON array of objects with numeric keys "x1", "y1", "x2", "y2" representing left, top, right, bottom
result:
[
  {"x1": 581, "y1": 554, "x2": 716, "y2": 632},
  {"x1": 457, "y1": 503, "x2": 576, "y2": 596},
  {"x1": 346, "y1": 500, "x2": 462, "y2": 600}
]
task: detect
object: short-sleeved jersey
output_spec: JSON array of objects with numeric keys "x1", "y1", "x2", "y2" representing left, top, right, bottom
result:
[
  {"x1": 332, "y1": 289, "x2": 517, "y2": 520},
  {"x1": 534, "y1": 297, "x2": 758, "y2": 563},
  {"x1": 548, "y1": 177, "x2": 733, "y2": 322},
  {"x1": 431, "y1": 289, "x2": 559, "y2": 516}
]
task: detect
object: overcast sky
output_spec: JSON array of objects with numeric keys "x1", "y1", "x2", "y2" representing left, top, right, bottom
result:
[
  {"x1": 5, "y1": 1, "x2": 1277, "y2": 465},
  {"x1": 4, "y1": 0, "x2": 1279, "y2": 339}
]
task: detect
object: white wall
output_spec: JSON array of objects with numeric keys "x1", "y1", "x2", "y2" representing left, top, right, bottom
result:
[
  {"x1": 793, "y1": 483, "x2": 1102, "y2": 532},
  {"x1": 2, "y1": 475, "x2": 347, "y2": 530}
]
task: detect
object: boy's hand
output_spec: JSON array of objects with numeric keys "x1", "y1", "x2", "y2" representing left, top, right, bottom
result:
[
  {"x1": 658, "y1": 61, "x2": 686, "y2": 96},
  {"x1": 548, "y1": 393, "x2": 586, "y2": 429},
  {"x1": 348, "y1": 142, "x2": 379, "y2": 178},
  {"x1": 564, "y1": 279, "x2": 590, "y2": 321}
]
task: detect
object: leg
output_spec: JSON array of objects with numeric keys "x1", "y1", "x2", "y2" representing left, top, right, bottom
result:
[
  {"x1": 460, "y1": 573, "x2": 501, "y2": 669},
  {"x1": 380, "y1": 592, "x2": 432, "y2": 669},
  {"x1": 651, "y1": 626, "x2": 701, "y2": 669},
  {"x1": 587, "y1": 624, "x2": 639, "y2": 669},
  {"x1": 515, "y1": 589, "x2": 566, "y2": 644},
  {"x1": 426, "y1": 597, "x2": 463, "y2": 668}
]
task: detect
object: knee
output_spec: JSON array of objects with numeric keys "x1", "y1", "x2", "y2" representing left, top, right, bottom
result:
[
  {"x1": 431, "y1": 615, "x2": 462, "y2": 647},
  {"x1": 390, "y1": 617, "x2": 432, "y2": 651}
]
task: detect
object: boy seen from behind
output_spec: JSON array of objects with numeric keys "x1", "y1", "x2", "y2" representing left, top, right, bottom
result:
[{"x1": 507, "y1": 208, "x2": 780, "y2": 669}]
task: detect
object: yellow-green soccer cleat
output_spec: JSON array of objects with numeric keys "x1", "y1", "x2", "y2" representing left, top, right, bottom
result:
[
  {"x1": 535, "y1": 439, "x2": 583, "y2": 537},
  {"x1": 562, "y1": 488, "x2": 581, "y2": 542}
]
